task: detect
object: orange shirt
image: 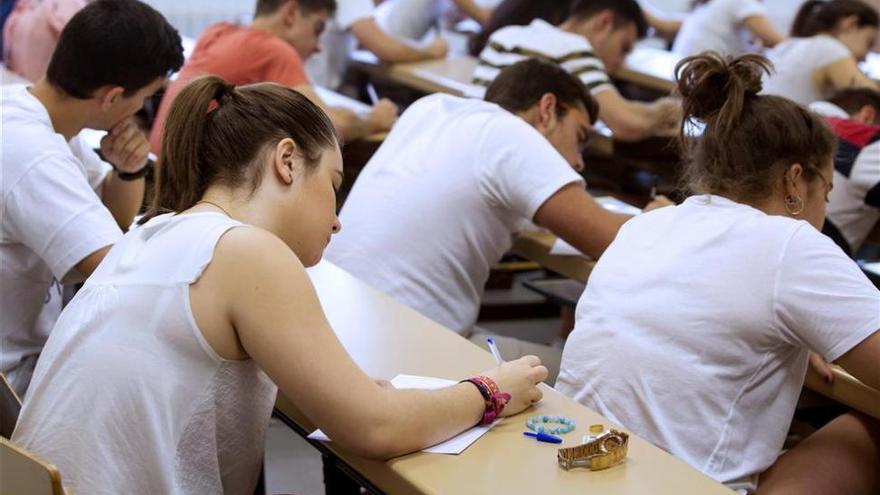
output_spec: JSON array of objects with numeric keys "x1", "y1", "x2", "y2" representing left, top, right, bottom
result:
[{"x1": 150, "y1": 23, "x2": 309, "y2": 153}]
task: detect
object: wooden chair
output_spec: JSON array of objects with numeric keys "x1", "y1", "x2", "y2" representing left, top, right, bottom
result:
[
  {"x1": 0, "y1": 372, "x2": 21, "y2": 439},
  {"x1": 0, "y1": 437, "x2": 66, "y2": 495}
]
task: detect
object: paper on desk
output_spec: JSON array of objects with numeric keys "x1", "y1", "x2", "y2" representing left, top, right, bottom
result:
[
  {"x1": 306, "y1": 374, "x2": 502, "y2": 455},
  {"x1": 549, "y1": 238, "x2": 589, "y2": 257}
]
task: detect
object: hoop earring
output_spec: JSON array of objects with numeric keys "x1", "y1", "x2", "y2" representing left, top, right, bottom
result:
[{"x1": 784, "y1": 195, "x2": 804, "y2": 216}]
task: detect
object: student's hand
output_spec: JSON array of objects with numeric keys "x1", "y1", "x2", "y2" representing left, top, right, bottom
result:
[
  {"x1": 367, "y1": 98, "x2": 399, "y2": 132},
  {"x1": 643, "y1": 195, "x2": 674, "y2": 212},
  {"x1": 373, "y1": 378, "x2": 395, "y2": 389},
  {"x1": 424, "y1": 37, "x2": 449, "y2": 59},
  {"x1": 809, "y1": 351, "x2": 835, "y2": 384},
  {"x1": 101, "y1": 119, "x2": 150, "y2": 174},
  {"x1": 480, "y1": 355, "x2": 547, "y2": 417},
  {"x1": 651, "y1": 97, "x2": 683, "y2": 136}
]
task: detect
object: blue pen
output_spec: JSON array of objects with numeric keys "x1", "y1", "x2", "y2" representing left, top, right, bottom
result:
[
  {"x1": 523, "y1": 431, "x2": 563, "y2": 444},
  {"x1": 486, "y1": 337, "x2": 504, "y2": 365}
]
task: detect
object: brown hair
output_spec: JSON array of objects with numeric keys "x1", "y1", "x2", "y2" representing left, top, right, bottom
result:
[
  {"x1": 675, "y1": 52, "x2": 835, "y2": 201},
  {"x1": 790, "y1": 0, "x2": 878, "y2": 37},
  {"x1": 485, "y1": 58, "x2": 599, "y2": 124},
  {"x1": 828, "y1": 87, "x2": 880, "y2": 120},
  {"x1": 143, "y1": 76, "x2": 337, "y2": 223}
]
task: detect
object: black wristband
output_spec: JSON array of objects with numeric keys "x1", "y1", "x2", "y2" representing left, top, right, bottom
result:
[{"x1": 114, "y1": 160, "x2": 152, "y2": 182}]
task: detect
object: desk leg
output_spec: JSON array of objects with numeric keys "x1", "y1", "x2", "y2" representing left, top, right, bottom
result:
[{"x1": 322, "y1": 454, "x2": 364, "y2": 495}]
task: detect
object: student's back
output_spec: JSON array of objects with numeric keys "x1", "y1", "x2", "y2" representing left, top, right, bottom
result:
[
  {"x1": 325, "y1": 92, "x2": 582, "y2": 334},
  {"x1": 13, "y1": 212, "x2": 276, "y2": 494},
  {"x1": 671, "y1": 0, "x2": 781, "y2": 57},
  {"x1": 2, "y1": 0, "x2": 87, "y2": 81}
]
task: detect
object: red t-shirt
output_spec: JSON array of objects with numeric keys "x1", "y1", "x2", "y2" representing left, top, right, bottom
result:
[{"x1": 150, "y1": 23, "x2": 309, "y2": 153}]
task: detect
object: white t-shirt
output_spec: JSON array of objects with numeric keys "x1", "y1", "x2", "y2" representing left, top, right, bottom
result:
[
  {"x1": 324, "y1": 94, "x2": 583, "y2": 334},
  {"x1": 556, "y1": 194, "x2": 879, "y2": 494},
  {"x1": 306, "y1": 0, "x2": 374, "y2": 89},
  {"x1": 810, "y1": 101, "x2": 880, "y2": 254},
  {"x1": 672, "y1": 0, "x2": 767, "y2": 57},
  {"x1": 13, "y1": 212, "x2": 277, "y2": 495},
  {"x1": 473, "y1": 19, "x2": 613, "y2": 94},
  {"x1": 0, "y1": 84, "x2": 121, "y2": 395},
  {"x1": 762, "y1": 35, "x2": 853, "y2": 105}
]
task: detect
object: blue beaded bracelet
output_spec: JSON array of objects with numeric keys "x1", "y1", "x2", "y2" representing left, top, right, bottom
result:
[{"x1": 526, "y1": 415, "x2": 576, "y2": 435}]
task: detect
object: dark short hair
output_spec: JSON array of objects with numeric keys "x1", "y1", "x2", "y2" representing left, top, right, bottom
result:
[
  {"x1": 485, "y1": 58, "x2": 599, "y2": 124},
  {"x1": 46, "y1": 0, "x2": 183, "y2": 99},
  {"x1": 255, "y1": 0, "x2": 337, "y2": 17},
  {"x1": 570, "y1": 0, "x2": 648, "y2": 38},
  {"x1": 828, "y1": 88, "x2": 880, "y2": 121},
  {"x1": 791, "y1": 0, "x2": 879, "y2": 37}
]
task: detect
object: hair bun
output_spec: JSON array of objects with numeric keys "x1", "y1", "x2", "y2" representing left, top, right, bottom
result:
[{"x1": 675, "y1": 52, "x2": 771, "y2": 128}]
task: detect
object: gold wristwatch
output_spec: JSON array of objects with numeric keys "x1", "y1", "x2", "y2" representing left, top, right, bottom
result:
[{"x1": 557, "y1": 429, "x2": 629, "y2": 471}]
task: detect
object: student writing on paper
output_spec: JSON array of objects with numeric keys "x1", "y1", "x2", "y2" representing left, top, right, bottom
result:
[
  {"x1": 307, "y1": 0, "x2": 449, "y2": 90},
  {"x1": 557, "y1": 52, "x2": 880, "y2": 495},
  {"x1": 809, "y1": 88, "x2": 880, "y2": 257},
  {"x1": 150, "y1": 0, "x2": 398, "y2": 154},
  {"x1": 0, "y1": 0, "x2": 183, "y2": 396},
  {"x1": 471, "y1": 0, "x2": 682, "y2": 141},
  {"x1": 763, "y1": 0, "x2": 879, "y2": 105},
  {"x1": 12, "y1": 75, "x2": 548, "y2": 495},
  {"x1": 671, "y1": 0, "x2": 784, "y2": 57},
  {"x1": 325, "y1": 59, "x2": 670, "y2": 382}
]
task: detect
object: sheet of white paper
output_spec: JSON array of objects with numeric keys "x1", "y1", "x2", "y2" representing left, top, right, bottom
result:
[
  {"x1": 549, "y1": 238, "x2": 588, "y2": 257},
  {"x1": 306, "y1": 374, "x2": 502, "y2": 454},
  {"x1": 595, "y1": 196, "x2": 643, "y2": 216}
]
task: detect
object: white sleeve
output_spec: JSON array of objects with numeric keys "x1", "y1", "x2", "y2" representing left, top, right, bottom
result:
[
  {"x1": 69, "y1": 134, "x2": 113, "y2": 195},
  {"x1": 336, "y1": 0, "x2": 375, "y2": 29},
  {"x1": 815, "y1": 36, "x2": 854, "y2": 67},
  {"x1": 477, "y1": 117, "x2": 584, "y2": 220},
  {"x1": 731, "y1": 0, "x2": 767, "y2": 21},
  {"x1": 4, "y1": 154, "x2": 122, "y2": 284},
  {"x1": 774, "y1": 224, "x2": 880, "y2": 361},
  {"x1": 850, "y1": 141, "x2": 880, "y2": 207}
]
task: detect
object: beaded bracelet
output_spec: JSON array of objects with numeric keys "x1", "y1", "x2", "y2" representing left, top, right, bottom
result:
[
  {"x1": 461, "y1": 376, "x2": 511, "y2": 425},
  {"x1": 526, "y1": 415, "x2": 576, "y2": 435}
]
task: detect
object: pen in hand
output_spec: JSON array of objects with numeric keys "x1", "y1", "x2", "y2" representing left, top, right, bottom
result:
[{"x1": 486, "y1": 337, "x2": 504, "y2": 365}]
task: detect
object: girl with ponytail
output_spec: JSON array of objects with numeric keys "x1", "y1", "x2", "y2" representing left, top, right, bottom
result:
[
  {"x1": 13, "y1": 76, "x2": 548, "y2": 494},
  {"x1": 557, "y1": 52, "x2": 880, "y2": 494},
  {"x1": 763, "y1": 0, "x2": 879, "y2": 105}
]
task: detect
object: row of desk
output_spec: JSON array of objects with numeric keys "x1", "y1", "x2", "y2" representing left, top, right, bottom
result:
[{"x1": 275, "y1": 261, "x2": 735, "y2": 495}]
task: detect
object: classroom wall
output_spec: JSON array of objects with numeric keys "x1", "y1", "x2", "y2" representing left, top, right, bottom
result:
[{"x1": 141, "y1": 0, "x2": 253, "y2": 38}]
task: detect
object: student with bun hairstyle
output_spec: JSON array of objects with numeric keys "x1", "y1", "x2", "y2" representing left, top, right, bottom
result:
[
  {"x1": 13, "y1": 76, "x2": 547, "y2": 494},
  {"x1": 557, "y1": 52, "x2": 880, "y2": 494},
  {"x1": 763, "y1": 0, "x2": 879, "y2": 105}
]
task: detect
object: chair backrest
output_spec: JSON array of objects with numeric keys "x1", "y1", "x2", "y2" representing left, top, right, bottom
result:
[
  {"x1": 0, "y1": 372, "x2": 21, "y2": 439},
  {"x1": 0, "y1": 437, "x2": 65, "y2": 495}
]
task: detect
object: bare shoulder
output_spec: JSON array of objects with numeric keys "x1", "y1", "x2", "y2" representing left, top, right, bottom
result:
[{"x1": 210, "y1": 226, "x2": 309, "y2": 286}]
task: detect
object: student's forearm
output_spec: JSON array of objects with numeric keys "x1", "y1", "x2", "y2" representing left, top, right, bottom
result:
[
  {"x1": 352, "y1": 384, "x2": 485, "y2": 459},
  {"x1": 102, "y1": 172, "x2": 144, "y2": 230},
  {"x1": 352, "y1": 20, "x2": 437, "y2": 63},
  {"x1": 326, "y1": 106, "x2": 372, "y2": 143}
]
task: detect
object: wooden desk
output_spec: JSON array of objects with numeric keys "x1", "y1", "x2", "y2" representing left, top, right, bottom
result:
[
  {"x1": 511, "y1": 231, "x2": 594, "y2": 283},
  {"x1": 350, "y1": 51, "x2": 483, "y2": 98},
  {"x1": 614, "y1": 46, "x2": 679, "y2": 94},
  {"x1": 275, "y1": 261, "x2": 734, "y2": 495},
  {"x1": 513, "y1": 231, "x2": 880, "y2": 421}
]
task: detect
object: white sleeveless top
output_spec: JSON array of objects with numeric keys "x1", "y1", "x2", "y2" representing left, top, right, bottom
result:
[
  {"x1": 13, "y1": 212, "x2": 278, "y2": 495},
  {"x1": 762, "y1": 35, "x2": 852, "y2": 105}
]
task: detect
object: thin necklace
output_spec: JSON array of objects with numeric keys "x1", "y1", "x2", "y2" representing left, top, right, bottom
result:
[{"x1": 195, "y1": 200, "x2": 232, "y2": 217}]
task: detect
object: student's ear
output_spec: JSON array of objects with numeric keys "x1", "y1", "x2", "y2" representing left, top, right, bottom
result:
[
  {"x1": 281, "y1": 0, "x2": 300, "y2": 25},
  {"x1": 853, "y1": 104, "x2": 878, "y2": 125},
  {"x1": 534, "y1": 93, "x2": 559, "y2": 134},
  {"x1": 588, "y1": 10, "x2": 616, "y2": 37},
  {"x1": 837, "y1": 14, "x2": 860, "y2": 33},
  {"x1": 784, "y1": 163, "x2": 806, "y2": 195},
  {"x1": 273, "y1": 138, "x2": 300, "y2": 186},
  {"x1": 97, "y1": 86, "x2": 126, "y2": 111}
]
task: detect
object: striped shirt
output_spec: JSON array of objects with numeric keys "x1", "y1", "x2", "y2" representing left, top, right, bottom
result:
[{"x1": 472, "y1": 19, "x2": 613, "y2": 94}]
